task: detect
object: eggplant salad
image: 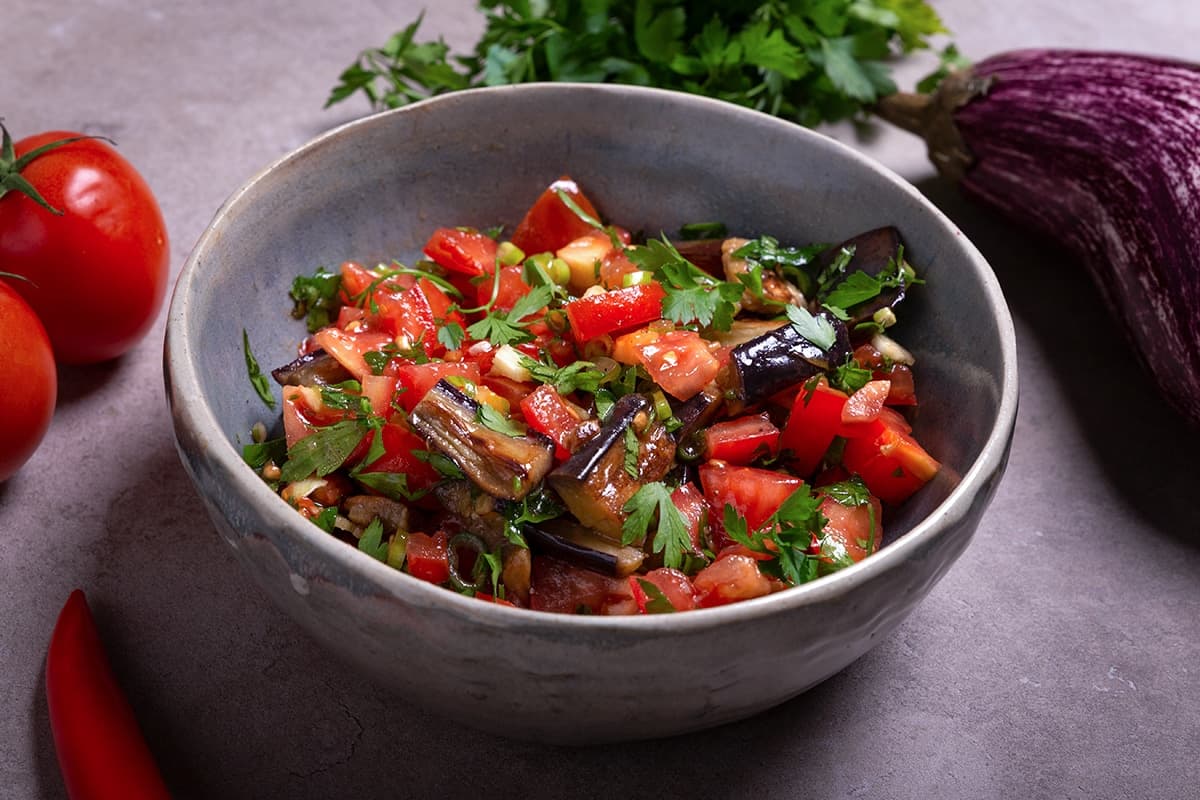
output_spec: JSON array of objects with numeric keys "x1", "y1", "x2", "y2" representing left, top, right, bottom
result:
[{"x1": 242, "y1": 176, "x2": 940, "y2": 614}]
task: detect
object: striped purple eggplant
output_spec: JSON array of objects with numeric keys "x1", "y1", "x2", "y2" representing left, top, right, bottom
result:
[{"x1": 878, "y1": 49, "x2": 1200, "y2": 426}]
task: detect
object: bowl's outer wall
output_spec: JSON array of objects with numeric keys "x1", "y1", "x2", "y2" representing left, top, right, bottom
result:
[{"x1": 167, "y1": 85, "x2": 1017, "y2": 743}]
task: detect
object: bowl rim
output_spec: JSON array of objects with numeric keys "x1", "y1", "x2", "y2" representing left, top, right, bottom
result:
[{"x1": 166, "y1": 82, "x2": 1019, "y2": 635}]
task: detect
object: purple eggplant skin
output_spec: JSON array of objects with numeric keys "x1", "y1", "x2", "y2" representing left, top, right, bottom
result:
[
  {"x1": 271, "y1": 348, "x2": 352, "y2": 386},
  {"x1": 815, "y1": 227, "x2": 907, "y2": 326},
  {"x1": 879, "y1": 50, "x2": 1200, "y2": 426},
  {"x1": 730, "y1": 312, "x2": 851, "y2": 405}
]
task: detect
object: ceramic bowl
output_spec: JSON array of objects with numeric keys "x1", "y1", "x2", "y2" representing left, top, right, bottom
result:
[{"x1": 165, "y1": 84, "x2": 1017, "y2": 744}]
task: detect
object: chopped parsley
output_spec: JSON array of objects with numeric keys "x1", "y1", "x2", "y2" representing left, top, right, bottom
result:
[
  {"x1": 785, "y1": 304, "x2": 837, "y2": 351},
  {"x1": 519, "y1": 354, "x2": 604, "y2": 396},
  {"x1": 723, "y1": 483, "x2": 828, "y2": 586},
  {"x1": 357, "y1": 518, "x2": 388, "y2": 561},
  {"x1": 289, "y1": 267, "x2": 342, "y2": 332},
  {"x1": 629, "y1": 236, "x2": 743, "y2": 330},
  {"x1": 622, "y1": 482, "x2": 692, "y2": 569},
  {"x1": 242, "y1": 329, "x2": 276, "y2": 410}
]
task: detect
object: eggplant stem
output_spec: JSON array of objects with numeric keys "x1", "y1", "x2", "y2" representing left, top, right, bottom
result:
[{"x1": 874, "y1": 69, "x2": 995, "y2": 182}]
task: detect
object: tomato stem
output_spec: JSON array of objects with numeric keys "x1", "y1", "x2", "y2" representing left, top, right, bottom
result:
[{"x1": 0, "y1": 121, "x2": 116, "y2": 214}]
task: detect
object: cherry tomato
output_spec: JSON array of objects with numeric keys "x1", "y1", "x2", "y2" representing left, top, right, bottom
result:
[
  {"x1": 0, "y1": 128, "x2": 169, "y2": 363},
  {"x1": 0, "y1": 282, "x2": 56, "y2": 481}
]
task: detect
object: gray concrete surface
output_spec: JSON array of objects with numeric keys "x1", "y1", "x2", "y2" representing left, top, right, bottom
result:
[{"x1": 3, "y1": 1, "x2": 1198, "y2": 798}]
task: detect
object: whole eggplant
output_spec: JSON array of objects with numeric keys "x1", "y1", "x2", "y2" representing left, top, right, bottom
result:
[{"x1": 878, "y1": 49, "x2": 1200, "y2": 426}]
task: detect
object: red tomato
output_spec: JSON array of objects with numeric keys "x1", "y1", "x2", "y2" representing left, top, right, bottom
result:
[
  {"x1": 312, "y1": 326, "x2": 394, "y2": 380},
  {"x1": 851, "y1": 343, "x2": 917, "y2": 406},
  {"x1": 629, "y1": 569, "x2": 698, "y2": 612},
  {"x1": 630, "y1": 329, "x2": 720, "y2": 401},
  {"x1": 841, "y1": 379, "x2": 891, "y2": 425},
  {"x1": 841, "y1": 412, "x2": 939, "y2": 505},
  {"x1": 699, "y1": 460, "x2": 805, "y2": 550},
  {"x1": 391, "y1": 361, "x2": 481, "y2": 413},
  {"x1": 281, "y1": 386, "x2": 347, "y2": 448},
  {"x1": 780, "y1": 379, "x2": 849, "y2": 478},
  {"x1": 565, "y1": 283, "x2": 666, "y2": 342},
  {"x1": 0, "y1": 282, "x2": 56, "y2": 481},
  {"x1": 671, "y1": 482, "x2": 709, "y2": 552},
  {"x1": 599, "y1": 248, "x2": 640, "y2": 290},
  {"x1": 817, "y1": 493, "x2": 883, "y2": 568},
  {"x1": 0, "y1": 129, "x2": 169, "y2": 363},
  {"x1": 474, "y1": 263, "x2": 533, "y2": 313},
  {"x1": 356, "y1": 422, "x2": 442, "y2": 494},
  {"x1": 520, "y1": 384, "x2": 584, "y2": 461},
  {"x1": 511, "y1": 176, "x2": 601, "y2": 256},
  {"x1": 423, "y1": 228, "x2": 498, "y2": 277},
  {"x1": 703, "y1": 413, "x2": 781, "y2": 464},
  {"x1": 529, "y1": 555, "x2": 633, "y2": 615},
  {"x1": 406, "y1": 532, "x2": 450, "y2": 584},
  {"x1": 693, "y1": 553, "x2": 773, "y2": 608}
]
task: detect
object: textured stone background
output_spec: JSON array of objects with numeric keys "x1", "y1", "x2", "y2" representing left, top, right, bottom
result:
[{"x1": 2, "y1": 2, "x2": 1198, "y2": 798}]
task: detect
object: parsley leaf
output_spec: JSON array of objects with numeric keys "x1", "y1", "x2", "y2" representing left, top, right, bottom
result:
[
  {"x1": 636, "y1": 578, "x2": 677, "y2": 613},
  {"x1": 722, "y1": 483, "x2": 829, "y2": 586},
  {"x1": 242, "y1": 330, "x2": 276, "y2": 410},
  {"x1": 623, "y1": 426, "x2": 640, "y2": 480},
  {"x1": 351, "y1": 469, "x2": 428, "y2": 502},
  {"x1": 622, "y1": 482, "x2": 692, "y2": 569},
  {"x1": 466, "y1": 283, "x2": 555, "y2": 346},
  {"x1": 279, "y1": 420, "x2": 366, "y2": 482},
  {"x1": 327, "y1": 3, "x2": 952, "y2": 129},
  {"x1": 785, "y1": 304, "x2": 837, "y2": 351},
  {"x1": 629, "y1": 236, "x2": 742, "y2": 330},
  {"x1": 312, "y1": 506, "x2": 338, "y2": 533},
  {"x1": 438, "y1": 322, "x2": 466, "y2": 351},
  {"x1": 830, "y1": 358, "x2": 873, "y2": 394},
  {"x1": 242, "y1": 437, "x2": 287, "y2": 470},
  {"x1": 289, "y1": 267, "x2": 342, "y2": 332},
  {"x1": 501, "y1": 487, "x2": 564, "y2": 548},
  {"x1": 476, "y1": 403, "x2": 523, "y2": 437},
  {"x1": 412, "y1": 448, "x2": 467, "y2": 480},
  {"x1": 519, "y1": 354, "x2": 604, "y2": 396},
  {"x1": 357, "y1": 518, "x2": 388, "y2": 562}
]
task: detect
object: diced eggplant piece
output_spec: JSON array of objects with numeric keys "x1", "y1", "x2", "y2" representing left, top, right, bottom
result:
[
  {"x1": 672, "y1": 238, "x2": 725, "y2": 278},
  {"x1": 410, "y1": 380, "x2": 554, "y2": 501},
  {"x1": 271, "y1": 348, "x2": 352, "y2": 386},
  {"x1": 501, "y1": 545, "x2": 532, "y2": 606},
  {"x1": 673, "y1": 385, "x2": 724, "y2": 444},
  {"x1": 815, "y1": 226, "x2": 908, "y2": 325},
  {"x1": 730, "y1": 311, "x2": 851, "y2": 405},
  {"x1": 706, "y1": 317, "x2": 789, "y2": 349},
  {"x1": 433, "y1": 480, "x2": 507, "y2": 548},
  {"x1": 547, "y1": 393, "x2": 675, "y2": 542},
  {"x1": 343, "y1": 495, "x2": 410, "y2": 534},
  {"x1": 525, "y1": 519, "x2": 645, "y2": 577}
]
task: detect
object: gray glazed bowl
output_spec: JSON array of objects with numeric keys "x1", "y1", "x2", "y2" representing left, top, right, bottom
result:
[{"x1": 166, "y1": 84, "x2": 1017, "y2": 744}]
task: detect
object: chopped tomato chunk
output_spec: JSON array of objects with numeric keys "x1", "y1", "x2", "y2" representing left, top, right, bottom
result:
[
  {"x1": 424, "y1": 228, "x2": 498, "y2": 277},
  {"x1": 699, "y1": 460, "x2": 804, "y2": 551},
  {"x1": 511, "y1": 176, "x2": 601, "y2": 256},
  {"x1": 703, "y1": 413, "x2": 781, "y2": 464},
  {"x1": 565, "y1": 283, "x2": 666, "y2": 342},
  {"x1": 841, "y1": 412, "x2": 939, "y2": 504},
  {"x1": 841, "y1": 379, "x2": 891, "y2": 425},
  {"x1": 693, "y1": 553, "x2": 772, "y2": 607},
  {"x1": 780, "y1": 379, "x2": 849, "y2": 477},
  {"x1": 406, "y1": 532, "x2": 450, "y2": 584}
]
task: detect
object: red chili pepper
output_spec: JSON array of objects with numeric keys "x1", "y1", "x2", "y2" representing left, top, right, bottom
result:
[{"x1": 46, "y1": 590, "x2": 170, "y2": 800}]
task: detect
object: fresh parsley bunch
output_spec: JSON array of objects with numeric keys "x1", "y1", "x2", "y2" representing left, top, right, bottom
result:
[{"x1": 327, "y1": 0, "x2": 952, "y2": 126}]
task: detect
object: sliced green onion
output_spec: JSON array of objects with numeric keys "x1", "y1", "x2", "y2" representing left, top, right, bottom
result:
[
  {"x1": 386, "y1": 531, "x2": 408, "y2": 570},
  {"x1": 549, "y1": 258, "x2": 571, "y2": 286},
  {"x1": 651, "y1": 389, "x2": 673, "y2": 422},
  {"x1": 447, "y1": 533, "x2": 487, "y2": 592},
  {"x1": 497, "y1": 241, "x2": 525, "y2": 266},
  {"x1": 622, "y1": 270, "x2": 653, "y2": 287}
]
